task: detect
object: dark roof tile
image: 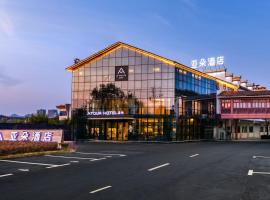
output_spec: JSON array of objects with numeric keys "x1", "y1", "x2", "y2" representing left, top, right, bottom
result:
[{"x1": 219, "y1": 90, "x2": 270, "y2": 97}]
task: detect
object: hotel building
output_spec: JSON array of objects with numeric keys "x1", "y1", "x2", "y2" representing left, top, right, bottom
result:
[{"x1": 66, "y1": 42, "x2": 266, "y2": 141}]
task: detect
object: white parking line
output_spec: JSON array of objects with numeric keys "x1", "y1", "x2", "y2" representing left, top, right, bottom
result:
[
  {"x1": 0, "y1": 159, "x2": 57, "y2": 167},
  {"x1": 248, "y1": 170, "x2": 253, "y2": 175},
  {"x1": 248, "y1": 169, "x2": 270, "y2": 176},
  {"x1": 46, "y1": 163, "x2": 71, "y2": 169},
  {"x1": 189, "y1": 154, "x2": 199, "y2": 158},
  {"x1": 0, "y1": 159, "x2": 70, "y2": 169},
  {"x1": 0, "y1": 173, "x2": 13, "y2": 178},
  {"x1": 70, "y1": 160, "x2": 79, "y2": 163},
  {"x1": 90, "y1": 158, "x2": 107, "y2": 162},
  {"x1": 148, "y1": 163, "x2": 170, "y2": 172},
  {"x1": 253, "y1": 155, "x2": 270, "y2": 159},
  {"x1": 76, "y1": 152, "x2": 126, "y2": 157},
  {"x1": 45, "y1": 155, "x2": 97, "y2": 160},
  {"x1": 18, "y1": 169, "x2": 29, "y2": 172},
  {"x1": 90, "y1": 186, "x2": 112, "y2": 194}
]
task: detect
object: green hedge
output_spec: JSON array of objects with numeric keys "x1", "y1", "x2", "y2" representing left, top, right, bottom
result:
[{"x1": 0, "y1": 141, "x2": 58, "y2": 155}]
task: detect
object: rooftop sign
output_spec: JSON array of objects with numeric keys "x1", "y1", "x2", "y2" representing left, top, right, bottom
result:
[{"x1": 191, "y1": 56, "x2": 225, "y2": 69}]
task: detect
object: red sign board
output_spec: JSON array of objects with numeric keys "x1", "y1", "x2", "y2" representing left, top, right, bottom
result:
[{"x1": 0, "y1": 129, "x2": 63, "y2": 143}]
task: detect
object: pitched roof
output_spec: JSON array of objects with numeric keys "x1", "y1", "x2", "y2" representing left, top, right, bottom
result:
[
  {"x1": 65, "y1": 41, "x2": 238, "y2": 90},
  {"x1": 219, "y1": 90, "x2": 270, "y2": 98}
]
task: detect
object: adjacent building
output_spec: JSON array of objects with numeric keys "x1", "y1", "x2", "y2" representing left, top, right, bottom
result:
[
  {"x1": 36, "y1": 109, "x2": 46, "y2": 116},
  {"x1": 47, "y1": 109, "x2": 58, "y2": 118},
  {"x1": 56, "y1": 104, "x2": 71, "y2": 121}
]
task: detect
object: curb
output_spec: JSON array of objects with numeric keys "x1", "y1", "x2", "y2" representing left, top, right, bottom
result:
[{"x1": 74, "y1": 139, "x2": 270, "y2": 144}]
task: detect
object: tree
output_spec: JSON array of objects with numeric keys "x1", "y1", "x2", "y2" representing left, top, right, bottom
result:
[
  {"x1": 28, "y1": 114, "x2": 48, "y2": 124},
  {"x1": 90, "y1": 83, "x2": 143, "y2": 115},
  {"x1": 71, "y1": 107, "x2": 88, "y2": 140},
  {"x1": 90, "y1": 83, "x2": 126, "y2": 112}
]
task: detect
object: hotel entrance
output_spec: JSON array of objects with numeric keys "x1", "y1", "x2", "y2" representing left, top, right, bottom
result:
[
  {"x1": 88, "y1": 118, "x2": 133, "y2": 141},
  {"x1": 105, "y1": 121, "x2": 128, "y2": 140}
]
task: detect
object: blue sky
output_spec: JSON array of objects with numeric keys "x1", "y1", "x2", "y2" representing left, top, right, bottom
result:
[{"x1": 1, "y1": 0, "x2": 270, "y2": 115}]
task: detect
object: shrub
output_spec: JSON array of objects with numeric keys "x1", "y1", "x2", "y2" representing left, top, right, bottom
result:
[
  {"x1": 261, "y1": 135, "x2": 270, "y2": 139},
  {"x1": 0, "y1": 141, "x2": 58, "y2": 155}
]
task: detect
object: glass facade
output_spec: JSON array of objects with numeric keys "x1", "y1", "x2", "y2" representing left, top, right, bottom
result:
[{"x1": 71, "y1": 46, "x2": 224, "y2": 141}]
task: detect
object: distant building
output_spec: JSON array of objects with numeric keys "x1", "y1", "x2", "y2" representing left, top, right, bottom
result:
[
  {"x1": 47, "y1": 109, "x2": 58, "y2": 118},
  {"x1": 37, "y1": 109, "x2": 46, "y2": 116},
  {"x1": 24, "y1": 114, "x2": 32, "y2": 118},
  {"x1": 56, "y1": 104, "x2": 71, "y2": 121}
]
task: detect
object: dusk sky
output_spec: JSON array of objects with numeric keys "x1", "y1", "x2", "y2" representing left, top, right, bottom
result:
[{"x1": 1, "y1": 0, "x2": 270, "y2": 115}]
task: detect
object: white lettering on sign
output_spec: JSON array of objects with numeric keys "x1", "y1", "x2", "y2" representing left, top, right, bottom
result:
[
  {"x1": 199, "y1": 58, "x2": 207, "y2": 67},
  {"x1": 191, "y1": 60, "x2": 197, "y2": 68},
  {"x1": 10, "y1": 132, "x2": 19, "y2": 141},
  {"x1": 43, "y1": 132, "x2": 53, "y2": 142},
  {"x1": 88, "y1": 111, "x2": 124, "y2": 116},
  {"x1": 207, "y1": 57, "x2": 216, "y2": 67},
  {"x1": 0, "y1": 132, "x2": 3, "y2": 141},
  {"x1": 216, "y1": 56, "x2": 225, "y2": 65},
  {"x1": 191, "y1": 56, "x2": 225, "y2": 69},
  {"x1": 32, "y1": 132, "x2": 42, "y2": 142},
  {"x1": 21, "y1": 131, "x2": 30, "y2": 141}
]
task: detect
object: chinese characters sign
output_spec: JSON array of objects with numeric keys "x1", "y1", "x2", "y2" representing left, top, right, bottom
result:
[
  {"x1": 0, "y1": 129, "x2": 63, "y2": 143},
  {"x1": 191, "y1": 56, "x2": 225, "y2": 69}
]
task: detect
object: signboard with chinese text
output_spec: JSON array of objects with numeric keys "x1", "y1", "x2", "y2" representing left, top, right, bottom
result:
[
  {"x1": 0, "y1": 129, "x2": 63, "y2": 143},
  {"x1": 191, "y1": 56, "x2": 225, "y2": 71}
]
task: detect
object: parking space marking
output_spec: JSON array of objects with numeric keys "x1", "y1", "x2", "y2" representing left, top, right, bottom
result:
[
  {"x1": 46, "y1": 163, "x2": 71, "y2": 169},
  {"x1": 0, "y1": 173, "x2": 13, "y2": 178},
  {"x1": 148, "y1": 163, "x2": 170, "y2": 172},
  {"x1": 18, "y1": 169, "x2": 29, "y2": 172},
  {"x1": 248, "y1": 170, "x2": 253, "y2": 176},
  {"x1": 76, "y1": 152, "x2": 126, "y2": 157},
  {"x1": 248, "y1": 169, "x2": 270, "y2": 176},
  {"x1": 0, "y1": 159, "x2": 71, "y2": 169},
  {"x1": 70, "y1": 160, "x2": 79, "y2": 163},
  {"x1": 45, "y1": 155, "x2": 97, "y2": 160},
  {"x1": 253, "y1": 155, "x2": 270, "y2": 159},
  {"x1": 190, "y1": 154, "x2": 199, "y2": 158},
  {"x1": 90, "y1": 185, "x2": 112, "y2": 194},
  {"x1": 0, "y1": 159, "x2": 58, "y2": 167},
  {"x1": 90, "y1": 158, "x2": 107, "y2": 162}
]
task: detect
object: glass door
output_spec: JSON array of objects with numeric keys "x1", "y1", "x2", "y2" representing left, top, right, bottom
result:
[
  {"x1": 106, "y1": 121, "x2": 117, "y2": 140},
  {"x1": 117, "y1": 122, "x2": 128, "y2": 141}
]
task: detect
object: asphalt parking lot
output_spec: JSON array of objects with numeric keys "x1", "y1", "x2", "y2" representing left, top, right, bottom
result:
[{"x1": 0, "y1": 141, "x2": 270, "y2": 200}]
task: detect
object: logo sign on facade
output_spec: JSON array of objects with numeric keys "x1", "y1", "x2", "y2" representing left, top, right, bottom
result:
[
  {"x1": 191, "y1": 56, "x2": 225, "y2": 69},
  {"x1": 88, "y1": 111, "x2": 124, "y2": 116},
  {"x1": 0, "y1": 129, "x2": 63, "y2": 143},
  {"x1": 115, "y1": 66, "x2": 128, "y2": 81}
]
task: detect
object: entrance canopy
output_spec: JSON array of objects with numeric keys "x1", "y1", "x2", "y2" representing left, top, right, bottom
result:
[{"x1": 219, "y1": 90, "x2": 270, "y2": 119}]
